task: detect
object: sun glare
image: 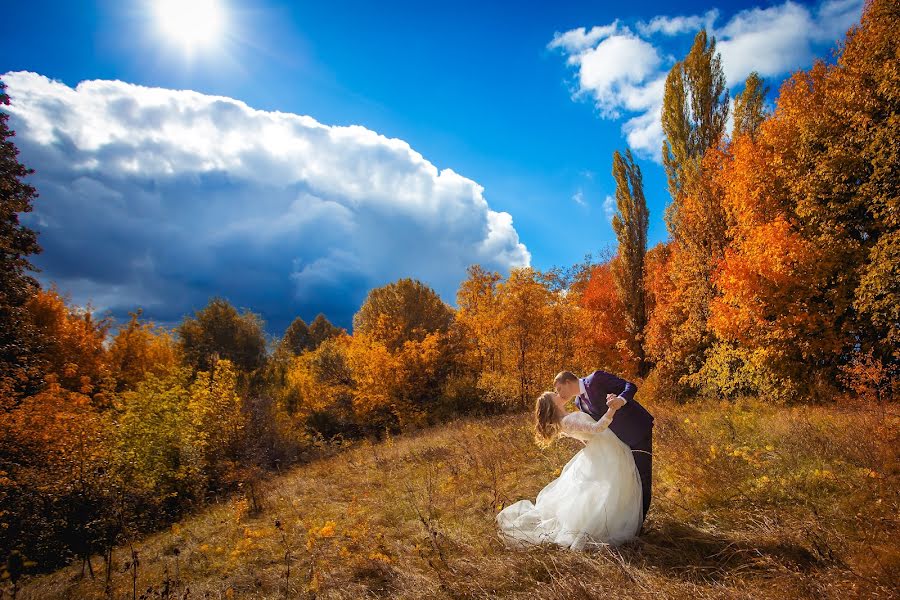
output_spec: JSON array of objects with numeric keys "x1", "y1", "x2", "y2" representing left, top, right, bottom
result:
[{"x1": 154, "y1": 0, "x2": 225, "y2": 50}]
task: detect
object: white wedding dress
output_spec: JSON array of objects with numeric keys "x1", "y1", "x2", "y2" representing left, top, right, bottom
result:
[{"x1": 496, "y1": 411, "x2": 643, "y2": 550}]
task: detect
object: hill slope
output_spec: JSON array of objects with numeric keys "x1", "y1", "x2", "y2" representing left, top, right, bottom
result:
[{"x1": 16, "y1": 398, "x2": 899, "y2": 599}]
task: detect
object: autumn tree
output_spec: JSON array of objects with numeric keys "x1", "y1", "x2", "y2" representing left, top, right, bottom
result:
[
  {"x1": 281, "y1": 317, "x2": 313, "y2": 355},
  {"x1": 611, "y1": 149, "x2": 650, "y2": 375},
  {"x1": 0, "y1": 79, "x2": 43, "y2": 401},
  {"x1": 497, "y1": 268, "x2": 553, "y2": 407},
  {"x1": 651, "y1": 29, "x2": 730, "y2": 398},
  {"x1": 107, "y1": 308, "x2": 180, "y2": 392},
  {"x1": 706, "y1": 0, "x2": 899, "y2": 397},
  {"x1": 732, "y1": 71, "x2": 769, "y2": 139},
  {"x1": 344, "y1": 333, "x2": 403, "y2": 429},
  {"x1": 540, "y1": 265, "x2": 590, "y2": 383},
  {"x1": 0, "y1": 374, "x2": 113, "y2": 571},
  {"x1": 268, "y1": 315, "x2": 336, "y2": 426},
  {"x1": 111, "y1": 364, "x2": 200, "y2": 503},
  {"x1": 177, "y1": 297, "x2": 267, "y2": 373},
  {"x1": 349, "y1": 278, "x2": 459, "y2": 427},
  {"x1": 308, "y1": 313, "x2": 344, "y2": 348},
  {"x1": 284, "y1": 334, "x2": 358, "y2": 434},
  {"x1": 455, "y1": 265, "x2": 502, "y2": 373},
  {"x1": 185, "y1": 358, "x2": 247, "y2": 489},
  {"x1": 844, "y1": 0, "x2": 899, "y2": 365},
  {"x1": 24, "y1": 286, "x2": 113, "y2": 403},
  {"x1": 661, "y1": 28, "x2": 729, "y2": 203},
  {"x1": 642, "y1": 243, "x2": 675, "y2": 382},
  {"x1": 579, "y1": 260, "x2": 632, "y2": 375},
  {"x1": 353, "y1": 278, "x2": 453, "y2": 352}
]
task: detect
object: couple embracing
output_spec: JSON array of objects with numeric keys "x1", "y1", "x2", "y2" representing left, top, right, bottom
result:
[{"x1": 496, "y1": 370, "x2": 654, "y2": 551}]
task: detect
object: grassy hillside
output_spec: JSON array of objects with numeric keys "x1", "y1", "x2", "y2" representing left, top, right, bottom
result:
[{"x1": 14, "y1": 397, "x2": 898, "y2": 599}]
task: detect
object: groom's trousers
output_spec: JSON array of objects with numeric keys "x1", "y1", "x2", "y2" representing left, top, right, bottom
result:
[{"x1": 632, "y1": 430, "x2": 653, "y2": 523}]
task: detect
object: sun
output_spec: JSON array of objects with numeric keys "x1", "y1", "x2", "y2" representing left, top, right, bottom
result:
[{"x1": 153, "y1": 0, "x2": 226, "y2": 51}]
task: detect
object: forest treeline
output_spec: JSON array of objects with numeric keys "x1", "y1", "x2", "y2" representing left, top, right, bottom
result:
[{"x1": 0, "y1": 0, "x2": 896, "y2": 585}]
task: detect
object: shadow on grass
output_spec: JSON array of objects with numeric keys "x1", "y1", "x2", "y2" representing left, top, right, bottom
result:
[{"x1": 617, "y1": 517, "x2": 826, "y2": 584}]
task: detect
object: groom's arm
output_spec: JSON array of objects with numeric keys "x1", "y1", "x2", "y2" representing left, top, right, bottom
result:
[
  {"x1": 618, "y1": 378, "x2": 637, "y2": 402},
  {"x1": 600, "y1": 372, "x2": 637, "y2": 408}
]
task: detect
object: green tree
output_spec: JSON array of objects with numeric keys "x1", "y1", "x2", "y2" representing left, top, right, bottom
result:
[
  {"x1": 112, "y1": 365, "x2": 199, "y2": 501},
  {"x1": 0, "y1": 79, "x2": 43, "y2": 401},
  {"x1": 611, "y1": 149, "x2": 650, "y2": 376}
]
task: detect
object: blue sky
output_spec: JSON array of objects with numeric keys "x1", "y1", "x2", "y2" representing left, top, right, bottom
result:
[{"x1": 0, "y1": 0, "x2": 865, "y2": 335}]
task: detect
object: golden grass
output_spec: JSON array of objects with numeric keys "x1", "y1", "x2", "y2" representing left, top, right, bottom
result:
[{"x1": 15, "y1": 397, "x2": 899, "y2": 599}]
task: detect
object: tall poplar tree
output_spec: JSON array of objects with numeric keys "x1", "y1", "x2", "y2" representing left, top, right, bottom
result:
[
  {"x1": 651, "y1": 29, "x2": 730, "y2": 398},
  {"x1": 661, "y1": 28, "x2": 729, "y2": 216},
  {"x1": 611, "y1": 149, "x2": 649, "y2": 376},
  {"x1": 732, "y1": 72, "x2": 769, "y2": 139}
]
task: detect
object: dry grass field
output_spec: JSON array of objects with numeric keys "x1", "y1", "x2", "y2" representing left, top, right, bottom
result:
[{"x1": 15, "y1": 396, "x2": 899, "y2": 599}]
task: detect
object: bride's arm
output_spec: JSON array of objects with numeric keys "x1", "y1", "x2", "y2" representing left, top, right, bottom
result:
[{"x1": 562, "y1": 406, "x2": 618, "y2": 435}]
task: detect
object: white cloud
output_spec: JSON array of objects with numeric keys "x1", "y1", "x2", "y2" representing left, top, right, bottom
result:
[
  {"x1": 572, "y1": 189, "x2": 586, "y2": 206},
  {"x1": 603, "y1": 195, "x2": 616, "y2": 223},
  {"x1": 548, "y1": 22, "x2": 621, "y2": 54},
  {"x1": 575, "y1": 32, "x2": 663, "y2": 119},
  {"x1": 549, "y1": 0, "x2": 865, "y2": 161},
  {"x1": 637, "y1": 10, "x2": 719, "y2": 37},
  {"x1": 716, "y1": 0, "x2": 863, "y2": 84},
  {"x1": 2, "y1": 71, "x2": 530, "y2": 333}
]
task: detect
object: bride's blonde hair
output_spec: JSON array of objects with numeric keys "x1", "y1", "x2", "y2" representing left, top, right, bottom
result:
[{"x1": 534, "y1": 391, "x2": 562, "y2": 448}]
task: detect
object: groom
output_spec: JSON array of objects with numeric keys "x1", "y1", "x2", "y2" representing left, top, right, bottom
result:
[{"x1": 554, "y1": 370, "x2": 654, "y2": 525}]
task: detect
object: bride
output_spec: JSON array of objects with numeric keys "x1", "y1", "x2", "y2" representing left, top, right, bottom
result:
[{"x1": 496, "y1": 391, "x2": 643, "y2": 550}]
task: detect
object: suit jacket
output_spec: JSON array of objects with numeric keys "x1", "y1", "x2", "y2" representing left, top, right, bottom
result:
[{"x1": 575, "y1": 370, "x2": 654, "y2": 449}]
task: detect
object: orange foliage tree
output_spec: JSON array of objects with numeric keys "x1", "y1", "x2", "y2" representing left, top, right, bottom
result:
[
  {"x1": 579, "y1": 260, "x2": 633, "y2": 377},
  {"x1": 23, "y1": 286, "x2": 113, "y2": 404},
  {"x1": 0, "y1": 373, "x2": 113, "y2": 571},
  {"x1": 107, "y1": 308, "x2": 180, "y2": 392},
  {"x1": 707, "y1": 0, "x2": 899, "y2": 398}
]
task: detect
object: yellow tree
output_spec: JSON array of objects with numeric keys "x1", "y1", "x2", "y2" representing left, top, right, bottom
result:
[
  {"x1": 497, "y1": 268, "x2": 553, "y2": 407},
  {"x1": 732, "y1": 72, "x2": 769, "y2": 140},
  {"x1": 345, "y1": 332, "x2": 402, "y2": 429},
  {"x1": 455, "y1": 265, "x2": 503, "y2": 373},
  {"x1": 112, "y1": 365, "x2": 199, "y2": 500},
  {"x1": 283, "y1": 334, "x2": 354, "y2": 419},
  {"x1": 353, "y1": 278, "x2": 453, "y2": 352},
  {"x1": 186, "y1": 358, "x2": 247, "y2": 486},
  {"x1": 107, "y1": 308, "x2": 180, "y2": 392}
]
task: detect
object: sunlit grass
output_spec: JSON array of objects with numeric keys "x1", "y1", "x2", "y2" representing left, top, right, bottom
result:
[{"x1": 16, "y1": 397, "x2": 899, "y2": 599}]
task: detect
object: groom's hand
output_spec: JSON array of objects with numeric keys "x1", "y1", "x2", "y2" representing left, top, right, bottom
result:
[{"x1": 606, "y1": 394, "x2": 626, "y2": 410}]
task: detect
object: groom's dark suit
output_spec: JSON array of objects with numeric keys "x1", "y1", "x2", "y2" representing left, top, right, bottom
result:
[{"x1": 575, "y1": 370, "x2": 654, "y2": 523}]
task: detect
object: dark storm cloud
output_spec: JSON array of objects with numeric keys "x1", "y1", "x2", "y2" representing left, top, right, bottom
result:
[{"x1": 3, "y1": 71, "x2": 530, "y2": 336}]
